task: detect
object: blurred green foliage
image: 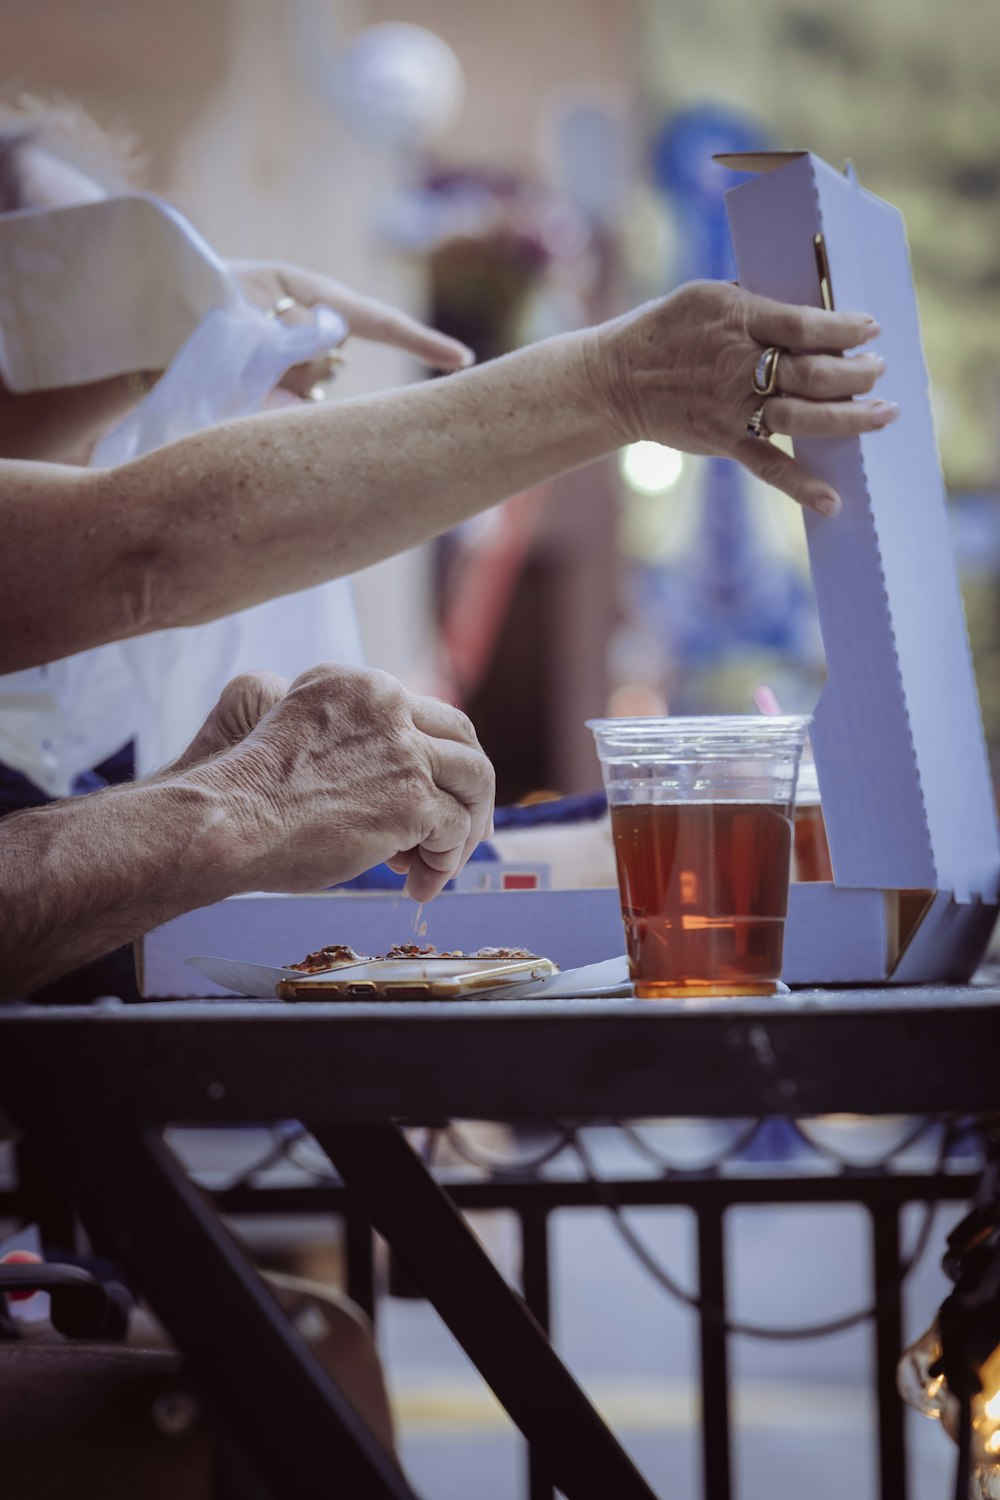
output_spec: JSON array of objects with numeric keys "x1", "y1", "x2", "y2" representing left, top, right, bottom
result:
[{"x1": 640, "y1": 0, "x2": 1000, "y2": 489}]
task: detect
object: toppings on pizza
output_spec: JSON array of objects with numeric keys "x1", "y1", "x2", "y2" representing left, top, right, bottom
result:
[{"x1": 289, "y1": 942, "x2": 538, "y2": 973}]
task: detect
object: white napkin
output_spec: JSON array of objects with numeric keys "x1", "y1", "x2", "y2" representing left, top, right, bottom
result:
[{"x1": 0, "y1": 194, "x2": 238, "y2": 391}]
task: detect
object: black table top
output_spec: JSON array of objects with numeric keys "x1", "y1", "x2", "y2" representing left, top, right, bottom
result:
[{"x1": 1, "y1": 983, "x2": 997, "y2": 1124}]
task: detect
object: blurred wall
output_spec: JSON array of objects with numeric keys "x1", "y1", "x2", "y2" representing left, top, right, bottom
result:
[
  {"x1": 369, "y1": 0, "x2": 634, "y2": 173},
  {"x1": 2, "y1": 0, "x2": 233, "y2": 185}
]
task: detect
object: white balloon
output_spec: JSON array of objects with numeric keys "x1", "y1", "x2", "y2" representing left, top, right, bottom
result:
[{"x1": 331, "y1": 23, "x2": 464, "y2": 148}]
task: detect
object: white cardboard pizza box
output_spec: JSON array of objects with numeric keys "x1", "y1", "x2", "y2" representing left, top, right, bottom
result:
[
  {"x1": 138, "y1": 889, "x2": 629, "y2": 999},
  {"x1": 138, "y1": 880, "x2": 960, "y2": 998},
  {"x1": 720, "y1": 149, "x2": 1000, "y2": 981}
]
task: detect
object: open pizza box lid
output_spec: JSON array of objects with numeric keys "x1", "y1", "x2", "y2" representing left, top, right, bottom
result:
[{"x1": 720, "y1": 149, "x2": 1000, "y2": 981}]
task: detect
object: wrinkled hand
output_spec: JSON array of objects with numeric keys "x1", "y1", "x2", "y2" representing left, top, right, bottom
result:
[
  {"x1": 185, "y1": 664, "x2": 495, "y2": 901},
  {"x1": 167, "y1": 670, "x2": 289, "y2": 773},
  {"x1": 230, "y1": 257, "x2": 474, "y2": 400},
  {"x1": 587, "y1": 280, "x2": 893, "y2": 516}
]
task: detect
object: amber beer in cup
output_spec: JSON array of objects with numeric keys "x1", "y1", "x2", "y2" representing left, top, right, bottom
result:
[
  {"x1": 588, "y1": 716, "x2": 811, "y2": 999},
  {"x1": 792, "y1": 758, "x2": 834, "y2": 883}
]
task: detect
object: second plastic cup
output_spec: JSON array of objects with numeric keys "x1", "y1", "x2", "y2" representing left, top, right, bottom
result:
[
  {"x1": 792, "y1": 756, "x2": 834, "y2": 883},
  {"x1": 588, "y1": 715, "x2": 811, "y2": 999}
]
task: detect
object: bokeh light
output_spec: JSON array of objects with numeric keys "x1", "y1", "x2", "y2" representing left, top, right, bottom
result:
[{"x1": 619, "y1": 441, "x2": 684, "y2": 496}]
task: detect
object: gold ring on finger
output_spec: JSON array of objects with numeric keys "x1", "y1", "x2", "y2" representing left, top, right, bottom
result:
[
  {"x1": 267, "y1": 295, "x2": 297, "y2": 319},
  {"x1": 751, "y1": 345, "x2": 783, "y2": 397},
  {"x1": 306, "y1": 350, "x2": 349, "y2": 402},
  {"x1": 746, "y1": 401, "x2": 772, "y2": 441}
]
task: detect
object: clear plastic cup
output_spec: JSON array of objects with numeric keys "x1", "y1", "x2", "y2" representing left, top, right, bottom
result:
[
  {"x1": 587, "y1": 715, "x2": 811, "y2": 999},
  {"x1": 792, "y1": 756, "x2": 834, "y2": 883}
]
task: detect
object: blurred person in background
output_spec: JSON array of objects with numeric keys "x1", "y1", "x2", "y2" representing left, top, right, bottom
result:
[
  {"x1": 0, "y1": 99, "x2": 474, "y2": 793},
  {"x1": 0, "y1": 103, "x2": 474, "y2": 469}
]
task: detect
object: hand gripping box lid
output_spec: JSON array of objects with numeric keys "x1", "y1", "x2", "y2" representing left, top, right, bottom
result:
[
  {"x1": 720, "y1": 149, "x2": 1000, "y2": 982},
  {"x1": 139, "y1": 150, "x2": 1000, "y2": 997}
]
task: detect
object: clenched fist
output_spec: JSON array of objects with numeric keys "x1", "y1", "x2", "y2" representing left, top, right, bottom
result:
[{"x1": 180, "y1": 664, "x2": 495, "y2": 902}]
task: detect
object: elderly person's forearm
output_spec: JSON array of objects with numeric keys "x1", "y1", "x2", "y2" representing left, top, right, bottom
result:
[
  {"x1": 0, "y1": 282, "x2": 890, "y2": 674},
  {"x1": 1, "y1": 331, "x2": 604, "y2": 670},
  {"x1": 0, "y1": 778, "x2": 250, "y2": 999}
]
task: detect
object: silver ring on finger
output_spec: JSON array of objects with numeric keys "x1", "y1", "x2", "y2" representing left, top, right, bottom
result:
[
  {"x1": 746, "y1": 401, "x2": 772, "y2": 441},
  {"x1": 751, "y1": 345, "x2": 783, "y2": 397}
]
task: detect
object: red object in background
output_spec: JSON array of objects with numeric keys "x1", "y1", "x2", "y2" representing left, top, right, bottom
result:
[
  {"x1": 501, "y1": 872, "x2": 540, "y2": 891},
  {"x1": 439, "y1": 484, "x2": 551, "y2": 705},
  {"x1": 1, "y1": 1249, "x2": 43, "y2": 1300}
]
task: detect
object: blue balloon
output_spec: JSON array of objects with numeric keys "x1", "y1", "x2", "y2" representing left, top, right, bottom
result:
[
  {"x1": 651, "y1": 103, "x2": 769, "y2": 283},
  {"x1": 652, "y1": 103, "x2": 765, "y2": 203}
]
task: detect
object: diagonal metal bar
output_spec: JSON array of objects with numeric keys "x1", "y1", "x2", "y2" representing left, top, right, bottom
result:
[{"x1": 312, "y1": 1122, "x2": 659, "y2": 1500}]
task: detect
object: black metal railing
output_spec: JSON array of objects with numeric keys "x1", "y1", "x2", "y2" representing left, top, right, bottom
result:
[
  {"x1": 1, "y1": 1122, "x2": 982, "y2": 1500},
  {"x1": 203, "y1": 1120, "x2": 981, "y2": 1500}
]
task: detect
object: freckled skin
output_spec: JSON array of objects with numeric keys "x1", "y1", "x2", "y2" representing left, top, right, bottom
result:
[{"x1": 0, "y1": 283, "x2": 887, "y2": 676}]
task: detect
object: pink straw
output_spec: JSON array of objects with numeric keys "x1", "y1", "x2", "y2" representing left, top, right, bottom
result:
[{"x1": 752, "y1": 683, "x2": 784, "y2": 717}]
